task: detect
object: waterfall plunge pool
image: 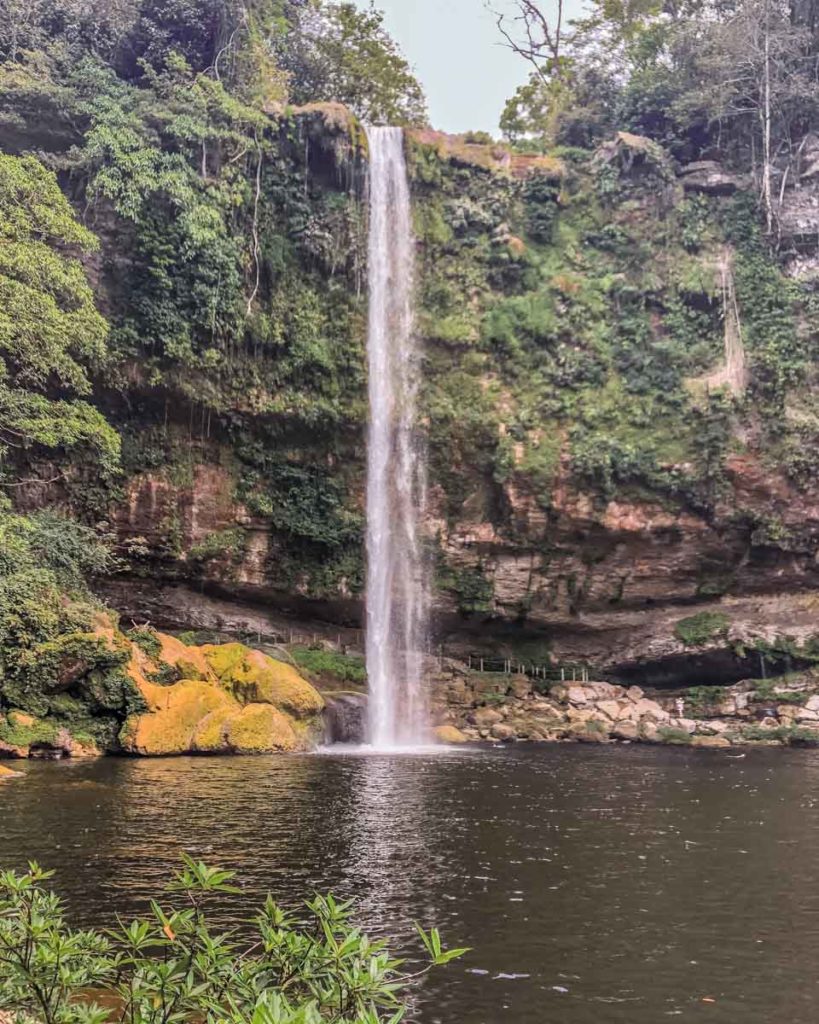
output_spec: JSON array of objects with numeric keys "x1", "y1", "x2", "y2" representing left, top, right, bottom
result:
[{"x1": 3, "y1": 743, "x2": 819, "y2": 1023}]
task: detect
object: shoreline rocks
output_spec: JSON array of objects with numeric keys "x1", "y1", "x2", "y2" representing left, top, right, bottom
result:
[{"x1": 432, "y1": 671, "x2": 819, "y2": 749}]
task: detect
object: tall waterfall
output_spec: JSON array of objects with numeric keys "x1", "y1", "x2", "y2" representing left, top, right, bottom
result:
[{"x1": 364, "y1": 126, "x2": 429, "y2": 749}]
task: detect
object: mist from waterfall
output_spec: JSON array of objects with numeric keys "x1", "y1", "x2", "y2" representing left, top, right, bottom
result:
[{"x1": 364, "y1": 125, "x2": 430, "y2": 749}]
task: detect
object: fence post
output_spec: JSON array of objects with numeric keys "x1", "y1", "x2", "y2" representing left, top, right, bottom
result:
[{"x1": 480, "y1": 658, "x2": 484, "y2": 672}]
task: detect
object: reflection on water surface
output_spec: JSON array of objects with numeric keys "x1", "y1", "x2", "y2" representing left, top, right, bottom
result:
[{"x1": 3, "y1": 744, "x2": 819, "y2": 1023}]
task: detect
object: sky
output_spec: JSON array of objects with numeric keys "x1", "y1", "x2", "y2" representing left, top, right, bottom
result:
[{"x1": 352, "y1": 0, "x2": 531, "y2": 135}]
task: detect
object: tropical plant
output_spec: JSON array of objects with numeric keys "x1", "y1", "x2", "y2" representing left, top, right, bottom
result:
[{"x1": 0, "y1": 857, "x2": 468, "y2": 1024}]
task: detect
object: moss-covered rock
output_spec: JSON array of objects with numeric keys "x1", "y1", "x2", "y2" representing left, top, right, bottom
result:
[
  {"x1": 202, "y1": 644, "x2": 325, "y2": 718},
  {"x1": 224, "y1": 704, "x2": 302, "y2": 753},
  {"x1": 120, "y1": 678, "x2": 238, "y2": 756},
  {"x1": 118, "y1": 634, "x2": 325, "y2": 755},
  {"x1": 0, "y1": 711, "x2": 102, "y2": 759},
  {"x1": 191, "y1": 706, "x2": 237, "y2": 753}
]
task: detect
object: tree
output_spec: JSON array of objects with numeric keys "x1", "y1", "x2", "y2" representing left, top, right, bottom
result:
[
  {"x1": 0, "y1": 153, "x2": 119, "y2": 475},
  {"x1": 280, "y1": 1, "x2": 428, "y2": 126},
  {"x1": 493, "y1": 0, "x2": 623, "y2": 146}
]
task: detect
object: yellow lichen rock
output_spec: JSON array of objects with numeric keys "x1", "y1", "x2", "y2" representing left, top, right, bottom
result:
[
  {"x1": 200, "y1": 642, "x2": 247, "y2": 680},
  {"x1": 203, "y1": 644, "x2": 324, "y2": 718},
  {"x1": 225, "y1": 704, "x2": 300, "y2": 753},
  {"x1": 119, "y1": 635, "x2": 325, "y2": 756},
  {"x1": 121, "y1": 679, "x2": 239, "y2": 756},
  {"x1": 434, "y1": 725, "x2": 469, "y2": 744},
  {"x1": 157, "y1": 634, "x2": 213, "y2": 681},
  {"x1": 8, "y1": 711, "x2": 35, "y2": 729},
  {"x1": 191, "y1": 705, "x2": 237, "y2": 753}
]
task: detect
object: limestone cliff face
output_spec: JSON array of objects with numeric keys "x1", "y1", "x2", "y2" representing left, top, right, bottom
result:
[{"x1": 81, "y1": 124, "x2": 819, "y2": 685}]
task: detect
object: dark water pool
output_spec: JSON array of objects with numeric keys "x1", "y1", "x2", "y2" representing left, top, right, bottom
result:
[{"x1": 3, "y1": 744, "x2": 819, "y2": 1023}]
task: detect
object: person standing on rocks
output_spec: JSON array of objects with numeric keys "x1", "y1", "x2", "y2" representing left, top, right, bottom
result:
[{"x1": 675, "y1": 697, "x2": 685, "y2": 718}]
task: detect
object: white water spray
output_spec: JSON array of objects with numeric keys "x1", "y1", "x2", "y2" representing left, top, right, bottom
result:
[{"x1": 364, "y1": 126, "x2": 429, "y2": 749}]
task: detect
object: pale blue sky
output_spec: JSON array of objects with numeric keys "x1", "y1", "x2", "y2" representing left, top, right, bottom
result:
[{"x1": 353, "y1": 0, "x2": 531, "y2": 135}]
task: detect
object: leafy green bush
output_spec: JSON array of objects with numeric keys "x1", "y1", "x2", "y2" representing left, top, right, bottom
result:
[
  {"x1": 674, "y1": 612, "x2": 729, "y2": 647},
  {"x1": 290, "y1": 646, "x2": 366, "y2": 686},
  {"x1": 0, "y1": 857, "x2": 467, "y2": 1024},
  {"x1": 126, "y1": 625, "x2": 162, "y2": 659}
]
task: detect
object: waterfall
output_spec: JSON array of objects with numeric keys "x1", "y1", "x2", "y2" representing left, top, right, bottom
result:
[{"x1": 364, "y1": 126, "x2": 429, "y2": 749}]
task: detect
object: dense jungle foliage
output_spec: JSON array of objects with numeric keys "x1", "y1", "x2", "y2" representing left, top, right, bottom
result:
[{"x1": 1, "y1": 0, "x2": 819, "y2": 716}]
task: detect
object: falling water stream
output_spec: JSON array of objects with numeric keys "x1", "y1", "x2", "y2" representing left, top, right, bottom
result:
[{"x1": 364, "y1": 126, "x2": 429, "y2": 748}]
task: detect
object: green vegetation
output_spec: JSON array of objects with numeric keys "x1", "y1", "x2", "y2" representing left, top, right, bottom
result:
[
  {"x1": 674, "y1": 612, "x2": 730, "y2": 648},
  {"x1": 749, "y1": 678, "x2": 807, "y2": 704},
  {"x1": 0, "y1": 857, "x2": 467, "y2": 1024},
  {"x1": 741, "y1": 724, "x2": 819, "y2": 745},
  {"x1": 289, "y1": 645, "x2": 367, "y2": 686},
  {"x1": 657, "y1": 726, "x2": 693, "y2": 745},
  {"x1": 0, "y1": 501, "x2": 139, "y2": 724},
  {"x1": 684, "y1": 685, "x2": 726, "y2": 715},
  {"x1": 127, "y1": 625, "x2": 162, "y2": 659},
  {"x1": 2, "y1": 0, "x2": 819, "y2": 690},
  {"x1": 0, "y1": 153, "x2": 119, "y2": 482}
]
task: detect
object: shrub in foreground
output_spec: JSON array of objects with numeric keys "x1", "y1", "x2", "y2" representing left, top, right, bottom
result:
[{"x1": 0, "y1": 858, "x2": 467, "y2": 1024}]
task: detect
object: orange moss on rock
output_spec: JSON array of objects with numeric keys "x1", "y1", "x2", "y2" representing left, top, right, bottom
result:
[
  {"x1": 191, "y1": 705, "x2": 236, "y2": 753},
  {"x1": 203, "y1": 645, "x2": 324, "y2": 718},
  {"x1": 157, "y1": 633, "x2": 212, "y2": 680},
  {"x1": 119, "y1": 634, "x2": 324, "y2": 756},
  {"x1": 121, "y1": 679, "x2": 238, "y2": 756},
  {"x1": 225, "y1": 704, "x2": 301, "y2": 753}
]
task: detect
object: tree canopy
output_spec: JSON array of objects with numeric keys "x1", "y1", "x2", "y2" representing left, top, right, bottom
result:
[{"x1": 0, "y1": 153, "x2": 119, "y2": 474}]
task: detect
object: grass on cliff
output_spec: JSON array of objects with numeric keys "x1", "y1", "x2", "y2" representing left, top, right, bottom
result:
[{"x1": 0, "y1": 857, "x2": 467, "y2": 1024}]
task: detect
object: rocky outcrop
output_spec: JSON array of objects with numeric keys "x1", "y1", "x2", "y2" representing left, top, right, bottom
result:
[
  {"x1": 0, "y1": 623, "x2": 326, "y2": 759},
  {"x1": 678, "y1": 160, "x2": 746, "y2": 194},
  {"x1": 432, "y1": 670, "x2": 819, "y2": 747},
  {"x1": 120, "y1": 634, "x2": 325, "y2": 755}
]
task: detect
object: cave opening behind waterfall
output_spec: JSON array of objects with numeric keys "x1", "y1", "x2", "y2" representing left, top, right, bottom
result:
[{"x1": 613, "y1": 646, "x2": 817, "y2": 691}]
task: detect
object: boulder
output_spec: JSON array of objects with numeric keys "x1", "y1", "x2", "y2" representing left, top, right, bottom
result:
[
  {"x1": 509, "y1": 676, "x2": 532, "y2": 699},
  {"x1": 595, "y1": 699, "x2": 624, "y2": 720},
  {"x1": 640, "y1": 721, "x2": 660, "y2": 741},
  {"x1": 225, "y1": 704, "x2": 301, "y2": 753},
  {"x1": 805, "y1": 695, "x2": 819, "y2": 712},
  {"x1": 203, "y1": 645, "x2": 324, "y2": 718},
  {"x1": 611, "y1": 720, "x2": 640, "y2": 741},
  {"x1": 121, "y1": 634, "x2": 325, "y2": 756},
  {"x1": 121, "y1": 679, "x2": 238, "y2": 756},
  {"x1": 490, "y1": 722, "x2": 516, "y2": 741},
  {"x1": 691, "y1": 735, "x2": 731, "y2": 748},
  {"x1": 796, "y1": 707, "x2": 819, "y2": 722},
  {"x1": 472, "y1": 707, "x2": 503, "y2": 727},
  {"x1": 632, "y1": 698, "x2": 670, "y2": 722},
  {"x1": 434, "y1": 725, "x2": 469, "y2": 744},
  {"x1": 554, "y1": 682, "x2": 621, "y2": 704},
  {"x1": 0, "y1": 764, "x2": 21, "y2": 780},
  {"x1": 569, "y1": 720, "x2": 609, "y2": 743}
]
